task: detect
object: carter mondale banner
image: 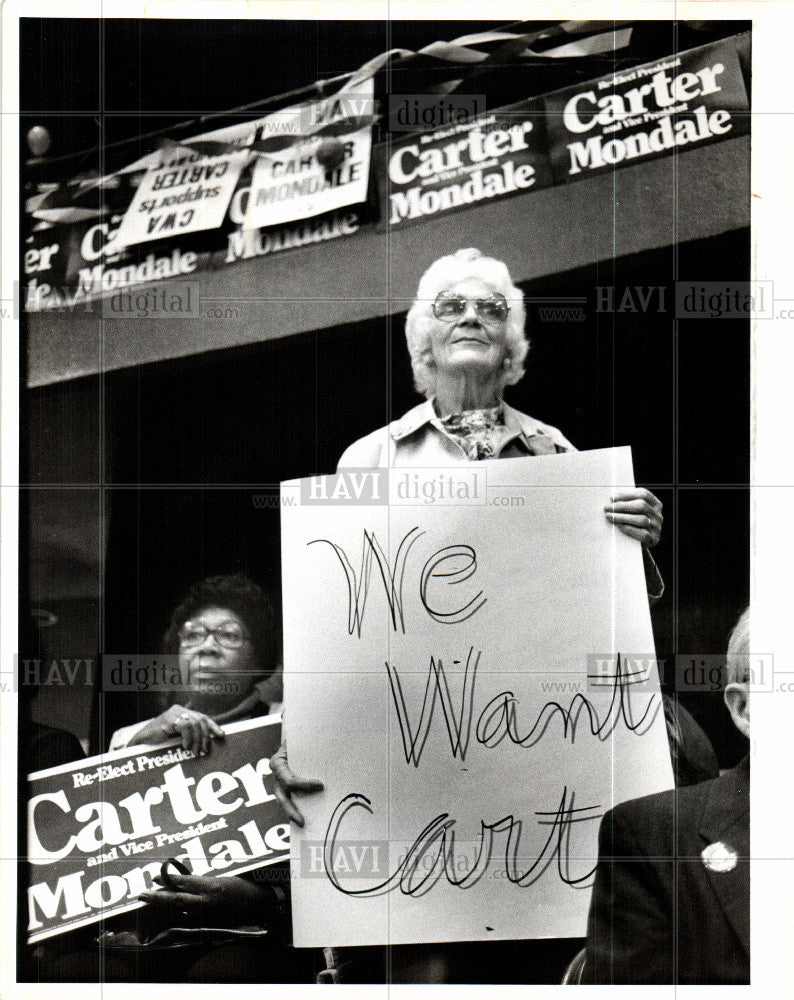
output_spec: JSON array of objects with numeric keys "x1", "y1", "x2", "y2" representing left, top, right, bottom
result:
[
  {"x1": 24, "y1": 207, "x2": 363, "y2": 312},
  {"x1": 24, "y1": 37, "x2": 747, "y2": 307},
  {"x1": 377, "y1": 98, "x2": 552, "y2": 229},
  {"x1": 544, "y1": 36, "x2": 749, "y2": 181},
  {"x1": 27, "y1": 716, "x2": 288, "y2": 942},
  {"x1": 244, "y1": 77, "x2": 374, "y2": 230}
]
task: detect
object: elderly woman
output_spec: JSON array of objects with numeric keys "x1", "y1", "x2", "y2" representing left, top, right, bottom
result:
[
  {"x1": 272, "y1": 249, "x2": 718, "y2": 985},
  {"x1": 275, "y1": 247, "x2": 667, "y2": 816},
  {"x1": 362, "y1": 248, "x2": 716, "y2": 782},
  {"x1": 338, "y1": 247, "x2": 663, "y2": 552}
]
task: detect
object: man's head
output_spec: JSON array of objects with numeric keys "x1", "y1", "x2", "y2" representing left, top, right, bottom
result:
[
  {"x1": 724, "y1": 607, "x2": 750, "y2": 739},
  {"x1": 405, "y1": 248, "x2": 529, "y2": 398}
]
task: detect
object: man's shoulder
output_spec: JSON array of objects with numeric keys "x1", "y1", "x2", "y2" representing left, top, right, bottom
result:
[
  {"x1": 607, "y1": 785, "x2": 674, "y2": 835},
  {"x1": 608, "y1": 772, "x2": 724, "y2": 838}
]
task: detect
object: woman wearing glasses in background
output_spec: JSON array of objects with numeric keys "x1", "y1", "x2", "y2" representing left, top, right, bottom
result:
[
  {"x1": 98, "y1": 575, "x2": 311, "y2": 983},
  {"x1": 110, "y1": 573, "x2": 282, "y2": 754}
]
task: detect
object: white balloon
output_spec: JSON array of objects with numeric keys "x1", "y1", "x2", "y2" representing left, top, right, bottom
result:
[{"x1": 27, "y1": 125, "x2": 52, "y2": 157}]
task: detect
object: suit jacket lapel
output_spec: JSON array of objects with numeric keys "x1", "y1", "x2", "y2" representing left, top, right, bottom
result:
[{"x1": 697, "y1": 758, "x2": 750, "y2": 955}]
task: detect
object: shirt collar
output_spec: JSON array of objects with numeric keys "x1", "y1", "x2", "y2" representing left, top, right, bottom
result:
[
  {"x1": 501, "y1": 401, "x2": 547, "y2": 439},
  {"x1": 389, "y1": 399, "x2": 438, "y2": 441},
  {"x1": 389, "y1": 398, "x2": 548, "y2": 443}
]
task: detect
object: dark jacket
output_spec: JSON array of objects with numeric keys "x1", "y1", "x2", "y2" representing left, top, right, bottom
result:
[{"x1": 582, "y1": 757, "x2": 749, "y2": 984}]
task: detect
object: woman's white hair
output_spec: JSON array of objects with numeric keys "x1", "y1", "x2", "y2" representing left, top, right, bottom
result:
[{"x1": 405, "y1": 248, "x2": 529, "y2": 398}]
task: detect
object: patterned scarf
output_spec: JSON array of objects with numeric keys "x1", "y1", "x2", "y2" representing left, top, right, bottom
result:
[{"x1": 438, "y1": 404, "x2": 504, "y2": 460}]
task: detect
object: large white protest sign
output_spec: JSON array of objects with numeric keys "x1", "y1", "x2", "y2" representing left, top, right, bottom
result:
[{"x1": 281, "y1": 447, "x2": 674, "y2": 948}]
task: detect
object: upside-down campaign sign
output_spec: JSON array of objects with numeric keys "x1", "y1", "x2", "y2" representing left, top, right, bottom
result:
[
  {"x1": 282, "y1": 448, "x2": 674, "y2": 947},
  {"x1": 27, "y1": 716, "x2": 288, "y2": 942},
  {"x1": 115, "y1": 145, "x2": 249, "y2": 249}
]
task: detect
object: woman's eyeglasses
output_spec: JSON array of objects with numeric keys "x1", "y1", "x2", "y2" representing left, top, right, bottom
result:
[
  {"x1": 178, "y1": 621, "x2": 249, "y2": 649},
  {"x1": 433, "y1": 293, "x2": 510, "y2": 323}
]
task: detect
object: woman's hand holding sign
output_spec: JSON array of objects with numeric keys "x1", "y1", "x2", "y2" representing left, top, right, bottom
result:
[
  {"x1": 139, "y1": 866, "x2": 273, "y2": 926},
  {"x1": 128, "y1": 704, "x2": 226, "y2": 755},
  {"x1": 603, "y1": 488, "x2": 663, "y2": 549}
]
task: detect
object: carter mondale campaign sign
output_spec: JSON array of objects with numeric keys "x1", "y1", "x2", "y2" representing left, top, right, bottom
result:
[
  {"x1": 544, "y1": 36, "x2": 749, "y2": 180},
  {"x1": 27, "y1": 716, "x2": 288, "y2": 942}
]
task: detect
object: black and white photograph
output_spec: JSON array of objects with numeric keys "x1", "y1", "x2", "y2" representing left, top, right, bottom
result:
[{"x1": 1, "y1": 2, "x2": 792, "y2": 995}]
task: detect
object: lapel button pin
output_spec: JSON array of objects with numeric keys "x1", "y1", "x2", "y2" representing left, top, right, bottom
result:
[{"x1": 701, "y1": 841, "x2": 738, "y2": 873}]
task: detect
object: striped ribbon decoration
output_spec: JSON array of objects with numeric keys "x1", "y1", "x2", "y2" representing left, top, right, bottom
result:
[{"x1": 27, "y1": 21, "x2": 636, "y2": 223}]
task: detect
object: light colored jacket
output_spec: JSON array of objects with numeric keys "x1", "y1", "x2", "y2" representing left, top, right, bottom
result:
[
  {"x1": 338, "y1": 398, "x2": 662, "y2": 599},
  {"x1": 337, "y1": 399, "x2": 575, "y2": 468}
]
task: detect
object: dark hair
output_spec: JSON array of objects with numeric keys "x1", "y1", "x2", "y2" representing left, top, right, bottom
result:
[{"x1": 163, "y1": 574, "x2": 278, "y2": 675}]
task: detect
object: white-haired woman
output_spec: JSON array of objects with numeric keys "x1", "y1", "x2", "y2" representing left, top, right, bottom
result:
[
  {"x1": 339, "y1": 247, "x2": 663, "y2": 551},
  {"x1": 339, "y1": 248, "x2": 570, "y2": 466},
  {"x1": 274, "y1": 244, "x2": 670, "y2": 825},
  {"x1": 271, "y1": 249, "x2": 677, "y2": 984}
]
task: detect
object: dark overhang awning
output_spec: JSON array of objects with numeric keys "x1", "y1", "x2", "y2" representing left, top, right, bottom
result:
[{"x1": 27, "y1": 134, "x2": 749, "y2": 387}]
